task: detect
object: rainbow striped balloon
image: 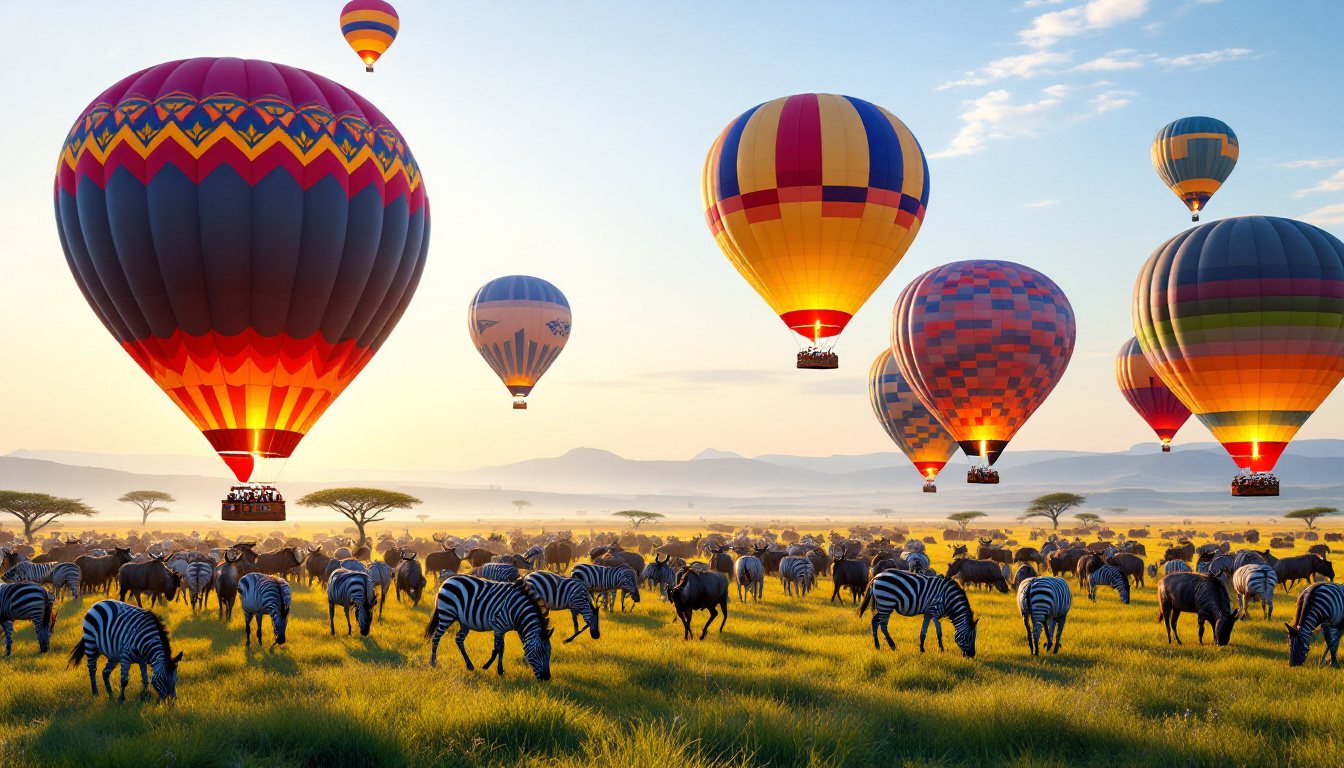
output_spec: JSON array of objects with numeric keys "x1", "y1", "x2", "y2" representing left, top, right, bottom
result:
[{"x1": 340, "y1": 0, "x2": 400, "y2": 72}]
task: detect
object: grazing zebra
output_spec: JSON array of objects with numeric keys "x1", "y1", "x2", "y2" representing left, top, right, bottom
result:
[
  {"x1": 523, "y1": 570, "x2": 600, "y2": 642},
  {"x1": 1232, "y1": 564, "x2": 1278, "y2": 620},
  {"x1": 0, "y1": 582, "x2": 55, "y2": 655},
  {"x1": 238, "y1": 573, "x2": 291, "y2": 647},
  {"x1": 734, "y1": 556, "x2": 765, "y2": 601},
  {"x1": 3, "y1": 561, "x2": 80, "y2": 601},
  {"x1": 1162, "y1": 560, "x2": 1193, "y2": 576},
  {"x1": 1287, "y1": 582, "x2": 1344, "y2": 667},
  {"x1": 859, "y1": 571, "x2": 979, "y2": 657},
  {"x1": 779, "y1": 556, "x2": 815, "y2": 597},
  {"x1": 186, "y1": 561, "x2": 214, "y2": 611},
  {"x1": 1087, "y1": 565, "x2": 1130, "y2": 604},
  {"x1": 424, "y1": 575, "x2": 553, "y2": 679},
  {"x1": 327, "y1": 569, "x2": 377, "y2": 637},
  {"x1": 66, "y1": 599, "x2": 181, "y2": 701},
  {"x1": 571, "y1": 563, "x2": 640, "y2": 612},
  {"x1": 901, "y1": 551, "x2": 932, "y2": 575},
  {"x1": 1017, "y1": 576, "x2": 1072, "y2": 656},
  {"x1": 367, "y1": 561, "x2": 392, "y2": 619},
  {"x1": 476, "y1": 562, "x2": 520, "y2": 583},
  {"x1": 642, "y1": 555, "x2": 676, "y2": 601}
]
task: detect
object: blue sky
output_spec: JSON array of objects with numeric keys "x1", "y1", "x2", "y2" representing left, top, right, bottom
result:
[{"x1": 3, "y1": 0, "x2": 1343, "y2": 472}]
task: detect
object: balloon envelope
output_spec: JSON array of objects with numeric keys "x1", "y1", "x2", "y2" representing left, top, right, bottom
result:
[
  {"x1": 1151, "y1": 116, "x2": 1237, "y2": 219},
  {"x1": 468, "y1": 276, "x2": 571, "y2": 404},
  {"x1": 54, "y1": 58, "x2": 430, "y2": 483},
  {"x1": 702, "y1": 93, "x2": 929, "y2": 347},
  {"x1": 1132, "y1": 216, "x2": 1344, "y2": 472},
  {"x1": 340, "y1": 0, "x2": 400, "y2": 71},
  {"x1": 869, "y1": 349, "x2": 958, "y2": 480},
  {"x1": 892, "y1": 260, "x2": 1076, "y2": 466},
  {"x1": 1116, "y1": 336, "x2": 1191, "y2": 447}
]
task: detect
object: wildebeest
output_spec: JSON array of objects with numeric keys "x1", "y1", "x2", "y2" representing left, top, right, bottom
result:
[
  {"x1": 642, "y1": 554, "x2": 677, "y2": 600},
  {"x1": 667, "y1": 567, "x2": 729, "y2": 640},
  {"x1": 215, "y1": 551, "x2": 243, "y2": 621},
  {"x1": 762, "y1": 549, "x2": 787, "y2": 577},
  {"x1": 708, "y1": 546, "x2": 734, "y2": 578},
  {"x1": 977, "y1": 539, "x2": 1012, "y2": 565},
  {"x1": 1076, "y1": 552, "x2": 1106, "y2": 589},
  {"x1": 831, "y1": 556, "x2": 869, "y2": 604},
  {"x1": 807, "y1": 548, "x2": 832, "y2": 579},
  {"x1": 1308, "y1": 544, "x2": 1331, "y2": 557},
  {"x1": 117, "y1": 558, "x2": 182, "y2": 608},
  {"x1": 544, "y1": 539, "x2": 573, "y2": 572},
  {"x1": 367, "y1": 561, "x2": 392, "y2": 619},
  {"x1": 734, "y1": 546, "x2": 766, "y2": 601},
  {"x1": 946, "y1": 558, "x2": 1009, "y2": 593},
  {"x1": 1047, "y1": 548, "x2": 1088, "y2": 578},
  {"x1": 1158, "y1": 572, "x2": 1240, "y2": 645},
  {"x1": 74, "y1": 547, "x2": 133, "y2": 594},
  {"x1": 395, "y1": 552, "x2": 427, "y2": 606},
  {"x1": 1013, "y1": 547, "x2": 1046, "y2": 570},
  {"x1": 1012, "y1": 564, "x2": 1038, "y2": 588},
  {"x1": 305, "y1": 547, "x2": 333, "y2": 587},
  {"x1": 425, "y1": 538, "x2": 463, "y2": 579},
  {"x1": 1275, "y1": 554, "x2": 1335, "y2": 593},
  {"x1": 1164, "y1": 541, "x2": 1196, "y2": 564},
  {"x1": 1107, "y1": 553, "x2": 1146, "y2": 589},
  {"x1": 247, "y1": 546, "x2": 302, "y2": 579},
  {"x1": 465, "y1": 547, "x2": 495, "y2": 569}
]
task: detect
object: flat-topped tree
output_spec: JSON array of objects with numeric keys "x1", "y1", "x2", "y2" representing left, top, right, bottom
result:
[
  {"x1": 873, "y1": 508, "x2": 896, "y2": 519},
  {"x1": 613, "y1": 510, "x2": 664, "y2": 529},
  {"x1": 118, "y1": 491, "x2": 175, "y2": 525},
  {"x1": 296, "y1": 488, "x2": 422, "y2": 548},
  {"x1": 1285, "y1": 507, "x2": 1338, "y2": 530},
  {"x1": 0, "y1": 491, "x2": 97, "y2": 543},
  {"x1": 947, "y1": 511, "x2": 987, "y2": 531},
  {"x1": 1074, "y1": 512, "x2": 1105, "y2": 526},
  {"x1": 512, "y1": 500, "x2": 531, "y2": 514},
  {"x1": 1020, "y1": 493, "x2": 1087, "y2": 530}
]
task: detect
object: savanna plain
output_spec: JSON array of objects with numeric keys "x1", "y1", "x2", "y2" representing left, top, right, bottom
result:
[{"x1": 1, "y1": 521, "x2": 1341, "y2": 768}]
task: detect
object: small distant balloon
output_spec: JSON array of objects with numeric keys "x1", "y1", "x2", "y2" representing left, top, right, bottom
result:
[
  {"x1": 341, "y1": 0, "x2": 400, "y2": 72},
  {"x1": 868, "y1": 349, "x2": 958, "y2": 487},
  {"x1": 468, "y1": 276, "x2": 571, "y2": 409},
  {"x1": 1151, "y1": 116, "x2": 1237, "y2": 221},
  {"x1": 1115, "y1": 337, "x2": 1191, "y2": 452}
]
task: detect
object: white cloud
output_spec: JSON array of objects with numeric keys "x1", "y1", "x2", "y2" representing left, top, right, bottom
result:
[
  {"x1": 1024, "y1": 0, "x2": 1067, "y2": 6},
  {"x1": 1294, "y1": 170, "x2": 1344, "y2": 198},
  {"x1": 1089, "y1": 89, "x2": 1135, "y2": 113},
  {"x1": 1021, "y1": 0, "x2": 1149, "y2": 48},
  {"x1": 1026, "y1": 200, "x2": 1059, "y2": 207},
  {"x1": 932, "y1": 88, "x2": 1065, "y2": 158},
  {"x1": 1301, "y1": 203, "x2": 1344, "y2": 226},
  {"x1": 1075, "y1": 49, "x2": 1145, "y2": 70},
  {"x1": 1280, "y1": 158, "x2": 1344, "y2": 170},
  {"x1": 936, "y1": 50, "x2": 1072, "y2": 90},
  {"x1": 1156, "y1": 47, "x2": 1252, "y2": 68}
]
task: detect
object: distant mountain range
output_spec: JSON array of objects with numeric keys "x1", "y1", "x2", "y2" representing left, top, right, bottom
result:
[{"x1": 4, "y1": 441, "x2": 1343, "y2": 523}]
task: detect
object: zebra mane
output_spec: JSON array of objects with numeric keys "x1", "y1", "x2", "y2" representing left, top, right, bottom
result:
[
  {"x1": 146, "y1": 610, "x2": 176, "y2": 670},
  {"x1": 516, "y1": 581, "x2": 552, "y2": 632}
]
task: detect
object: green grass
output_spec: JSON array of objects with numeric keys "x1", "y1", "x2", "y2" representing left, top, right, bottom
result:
[{"x1": 1, "y1": 533, "x2": 1342, "y2": 768}]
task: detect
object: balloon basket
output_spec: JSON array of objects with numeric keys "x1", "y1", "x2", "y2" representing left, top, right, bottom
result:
[
  {"x1": 1231, "y1": 473, "x2": 1278, "y2": 497},
  {"x1": 797, "y1": 350, "x2": 838, "y2": 369},
  {"x1": 366, "y1": 66, "x2": 374, "y2": 73},
  {"x1": 513, "y1": 399, "x2": 528, "y2": 410},
  {"x1": 967, "y1": 469, "x2": 999, "y2": 485},
  {"x1": 1192, "y1": 213, "x2": 1199, "y2": 222},
  {"x1": 1162, "y1": 444, "x2": 1171, "y2": 453},
  {"x1": 222, "y1": 501, "x2": 286, "y2": 522},
  {"x1": 922, "y1": 482, "x2": 937, "y2": 493}
]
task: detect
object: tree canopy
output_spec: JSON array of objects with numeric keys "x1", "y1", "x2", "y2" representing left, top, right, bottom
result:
[
  {"x1": 612, "y1": 510, "x2": 664, "y2": 529},
  {"x1": 0, "y1": 491, "x2": 97, "y2": 543},
  {"x1": 1285, "y1": 507, "x2": 1338, "y2": 530},
  {"x1": 118, "y1": 490, "x2": 175, "y2": 525},
  {"x1": 1019, "y1": 493, "x2": 1087, "y2": 529},
  {"x1": 296, "y1": 488, "x2": 422, "y2": 546},
  {"x1": 873, "y1": 508, "x2": 896, "y2": 518},
  {"x1": 1074, "y1": 512, "x2": 1105, "y2": 525},
  {"x1": 947, "y1": 511, "x2": 987, "y2": 531}
]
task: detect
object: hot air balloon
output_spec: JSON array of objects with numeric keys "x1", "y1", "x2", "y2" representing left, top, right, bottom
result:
[
  {"x1": 1152, "y1": 117, "x2": 1237, "y2": 222},
  {"x1": 340, "y1": 0, "x2": 400, "y2": 72},
  {"x1": 869, "y1": 349, "x2": 958, "y2": 492},
  {"x1": 469, "y1": 276, "x2": 571, "y2": 409},
  {"x1": 1133, "y1": 216, "x2": 1344, "y2": 496},
  {"x1": 892, "y1": 261, "x2": 1076, "y2": 483},
  {"x1": 702, "y1": 93, "x2": 929, "y2": 369},
  {"x1": 1116, "y1": 337, "x2": 1191, "y2": 452},
  {"x1": 54, "y1": 58, "x2": 430, "y2": 520}
]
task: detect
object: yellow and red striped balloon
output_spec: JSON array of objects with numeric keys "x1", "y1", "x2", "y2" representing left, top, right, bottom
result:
[{"x1": 340, "y1": 0, "x2": 399, "y2": 72}]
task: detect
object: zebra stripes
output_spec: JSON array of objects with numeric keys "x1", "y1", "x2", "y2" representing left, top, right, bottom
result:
[
  {"x1": 734, "y1": 556, "x2": 764, "y2": 601},
  {"x1": 1017, "y1": 576, "x2": 1071, "y2": 656},
  {"x1": 1287, "y1": 582, "x2": 1344, "y2": 667},
  {"x1": 67, "y1": 599, "x2": 181, "y2": 700},
  {"x1": 779, "y1": 556, "x2": 815, "y2": 597},
  {"x1": 186, "y1": 561, "x2": 214, "y2": 611},
  {"x1": 523, "y1": 570, "x2": 599, "y2": 642},
  {"x1": 570, "y1": 563, "x2": 640, "y2": 612},
  {"x1": 367, "y1": 561, "x2": 392, "y2": 619},
  {"x1": 327, "y1": 569, "x2": 377, "y2": 637},
  {"x1": 238, "y1": 573, "x2": 291, "y2": 647},
  {"x1": 0, "y1": 582, "x2": 54, "y2": 655},
  {"x1": 1232, "y1": 564, "x2": 1278, "y2": 620},
  {"x1": 642, "y1": 558, "x2": 677, "y2": 601},
  {"x1": 1087, "y1": 565, "x2": 1130, "y2": 604},
  {"x1": 3, "y1": 562, "x2": 80, "y2": 601},
  {"x1": 859, "y1": 571, "x2": 979, "y2": 657},
  {"x1": 424, "y1": 575, "x2": 553, "y2": 679},
  {"x1": 476, "y1": 562, "x2": 520, "y2": 583},
  {"x1": 1162, "y1": 560, "x2": 1193, "y2": 576}
]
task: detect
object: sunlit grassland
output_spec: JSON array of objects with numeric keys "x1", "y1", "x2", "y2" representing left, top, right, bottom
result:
[{"x1": 0, "y1": 527, "x2": 1339, "y2": 767}]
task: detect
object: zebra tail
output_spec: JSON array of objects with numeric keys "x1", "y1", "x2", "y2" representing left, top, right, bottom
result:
[
  {"x1": 858, "y1": 584, "x2": 872, "y2": 619},
  {"x1": 66, "y1": 637, "x2": 86, "y2": 669},
  {"x1": 423, "y1": 606, "x2": 440, "y2": 639},
  {"x1": 43, "y1": 594, "x2": 54, "y2": 630}
]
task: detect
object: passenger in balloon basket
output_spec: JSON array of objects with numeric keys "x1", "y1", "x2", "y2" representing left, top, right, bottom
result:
[
  {"x1": 967, "y1": 466, "x2": 999, "y2": 485},
  {"x1": 1231, "y1": 472, "x2": 1278, "y2": 497},
  {"x1": 922, "y1": 480, "x2": 937, "y2": 494},
  {"x1": 797, "y1": 348, "x2": 838, "y2": 370}
]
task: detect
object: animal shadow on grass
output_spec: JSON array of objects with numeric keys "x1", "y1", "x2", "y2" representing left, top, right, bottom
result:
[
  {"x1": 981, "y1": 655, "x2": 1093, "y2": 686},
  {"x1": 607, "y1": 612, "x2": 665, "y2": 631},
  {"x1": 244, "y1": 646, "x2": 300, "y2": 676},
  {"x1": 347, "y1": 637, "x2": 408, "y2": 666},
  {"x1": 171, "y1": 612, "x2": 237, "y2": 653}
]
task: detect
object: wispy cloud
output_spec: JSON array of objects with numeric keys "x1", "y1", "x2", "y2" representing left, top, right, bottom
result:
[
  {"x1": 1294, "y1": 170, "x2": 1344, "y2": 198},
  {"x1": 1021, "y1": 0, "x2": 1150, "y2": 48},
  {"x1": 1089, "y1": 89, "x2": 1135, "y2": 113},
  {"x1": 1026, "y1": 200, "x2": 1059, "y2": 207},
  {"x1": 1074, "y1": 47, "x2": 1251, "y2": 72},
  {"x1": 1280, "y1": 158, "x2": 1344, "y2": 170},
  {"x1": 936, "y1": 51, "x2": 1072, "y2": 90},
  {"x1": 1075, "y1": 49, "x2": 1144, "y2": 70},
  {"x1": 933, "y1": 88, "x2": 1066, "y2": 158},
  {"x1": 1301, "y1": 203, "x2": 1344, "y2": 226},
  {"x1": 1155, "y1": 47, "x2": 1252, "y2": 68}
]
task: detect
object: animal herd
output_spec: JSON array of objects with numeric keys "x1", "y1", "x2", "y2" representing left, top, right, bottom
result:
[{"x1": 0, "y1": 522, "x2": 1338, "y2": 701}]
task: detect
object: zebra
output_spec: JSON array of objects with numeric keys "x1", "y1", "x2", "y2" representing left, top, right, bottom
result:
[
  {"x1": 66, "y1": 599, "x2": 181, "y2": 700},
  {"x1": 571, "y1": 563, "x2": 640, "y2": 612},
  {"x1": 1197, "y1": 553, "x2": 1236, "y2": 591},
  {"x1": 1087, "y1": 565, "x2": 1130, "y2": 604},
  {"x1": 1017, "y1": 576, "x2": 1072, "y2": 656},
  {"x1": 476, "y1": 562, "x2": 520, "y2": 583},
  {"x1": 186, "y1": 561, "x2": 214, "y2": 611},
  {"x1": 734, "y1": 555, "x2": 764, "y2": 601},
  {"x1": 859, "y1": 571, "x2": 979, "y2": 657},
  {"x1": 901, "y1": 551, "x2": 932, "y2": 575},
  {"x1": 327, "y1": 569, "x2": 377, "y2": 637},
  {"x1": 367, "y1": 561, "x2": 392, "y2": 619},
  {"x1": 3, "y1": 561, "x2": 80, "y2": 601},
  {"x1": 1233, "y1": 550, "x2": 1271, "y2": 570},
  {"x1": 338, "y1": 559, "x2": 367, "y2": 574},
  {"x1": 1162, "y1": 560, "x2": 1193, "y2": 576},
  {"x1": 523, "y1": 570, "x2": 599, "y2": 642},
  {"x1": 642, "y1": 555, "x2": 676, "y2": 601},
  {"x1": 424, "y1": 575, "x2": 553, "y2": 679},
  {"x1": 1012, "y1": 564, "x2": 1038, "y2": 589},
  {"x1": 1232, "y1": 564, "x2": 1278, "y2": 620},
  {"x1": 238, "y1": 573, "x2": 291, "y2": 647},
  {"x1": 1287, "y1": 582, "x2": 1344, "y2": 667},
  {"x1": 0, "y1": 582, "x2": 55, "y2": 655},
  {"x1": 779, "y1": 556, "x2": 815, "y2": 597}
]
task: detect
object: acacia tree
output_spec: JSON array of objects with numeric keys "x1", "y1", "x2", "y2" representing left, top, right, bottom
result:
[
  {"x1": 947, "y1": 511, "x2": 987, "y2": 531},
  {"x1": 118, "y1": 490, "x2": 175, "y2": 525},
  {"x1": 613, "y1": 510, "x2": 664, "y2": 529},
  {"x1": 1020, "y1": 493, "x2": 1087, "y2": 530},
  {"x1": 296, "y1": 488, "x2": 422, "y2": 548},
  {"x1": 0, "y1": 491, "x2": 97, "y2": 543},
  {"x1": 1285, "y1": 507, "x2": 1338, "y2": 530},
  {"x1": 873, "y1": 508, "x2": 896, "y2": 519},
  {"x1": 511, "y1": 500, "x2": 532, "y2": 514},
  {"x1": 1074, "y1": 512, "x2": 1105, "y2": 527}
]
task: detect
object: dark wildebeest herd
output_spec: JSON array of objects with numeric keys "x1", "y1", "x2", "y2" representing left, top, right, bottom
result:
[{"x1": 0, "y1": 521, "x2": 1335, "y2": 700}]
